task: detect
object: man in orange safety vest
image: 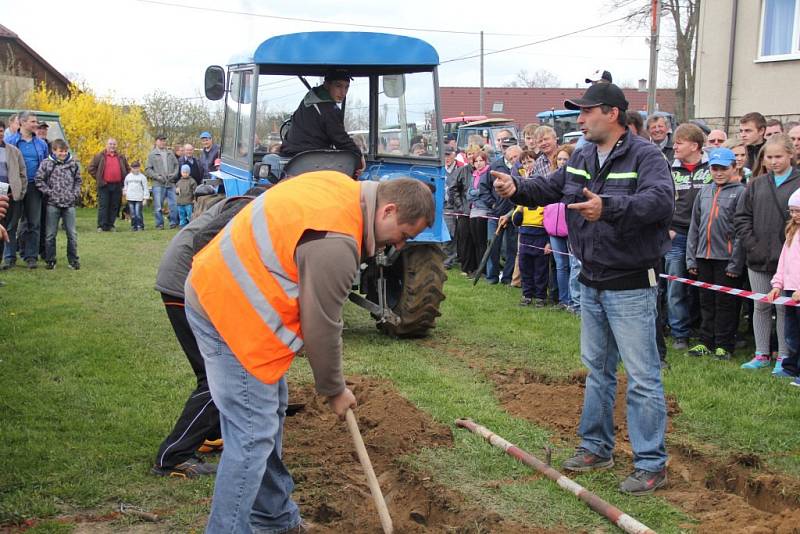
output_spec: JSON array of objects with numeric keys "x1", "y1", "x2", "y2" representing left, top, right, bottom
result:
[{"x1": 184, "y1": 170, "x2": 434, "y2": 533}]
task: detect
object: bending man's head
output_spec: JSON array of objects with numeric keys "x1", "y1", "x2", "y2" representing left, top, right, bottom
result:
[{"x1": 374, "y1": 178, "x2": 435, "y2": 250}]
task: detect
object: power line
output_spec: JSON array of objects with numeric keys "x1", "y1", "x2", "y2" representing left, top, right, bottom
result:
[
  {"x1": 136, "y1": 0, "x2": 638, "y2": 39},
  {"x1": 440, "y1": 15, "x2": 631, "y2": 64},
  {"x1": 137, "y1": 0, "x2": 479, "y2": 35}
]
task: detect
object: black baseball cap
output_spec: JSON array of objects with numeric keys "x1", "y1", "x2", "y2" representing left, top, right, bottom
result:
[
  {"x1": 565, "y1": 83, "x2": 628, "y2": 112},
  {"x1": 156, "y1": 133, "x2": 167, "y2": 140},
  {"x1": 324, "y1": 69, "x2": 353, "y2": 82}
]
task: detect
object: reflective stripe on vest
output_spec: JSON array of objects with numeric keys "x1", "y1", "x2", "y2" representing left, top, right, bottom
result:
[{"x1": 190, "y1": 171, "x2": 363, "y2": 384}]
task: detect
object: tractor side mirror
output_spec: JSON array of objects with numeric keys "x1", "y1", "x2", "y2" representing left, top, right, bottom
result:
[
  {"x1": 205, "y1": 66, "x2": 226, "y2": 101},
  {"x1": 383, "y1": 75, "x2": 405, "y2": 98}
]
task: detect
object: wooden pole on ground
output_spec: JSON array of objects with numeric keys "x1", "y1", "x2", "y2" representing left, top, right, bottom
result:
[
  {"x1": 456, "y1": 418, "x2": 656, "y2": 534},
  {"x1": 346, "y1": 409, "x2": 394, "y2": 534}
]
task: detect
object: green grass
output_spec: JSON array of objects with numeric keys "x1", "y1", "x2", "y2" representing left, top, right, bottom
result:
[{"x1": 0, "y1": 207, "x2": 797, "y2": 532}]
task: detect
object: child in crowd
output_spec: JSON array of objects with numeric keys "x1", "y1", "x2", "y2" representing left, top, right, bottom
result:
[
  {"x1": 176, "y1": 164, "x2": 196, "y2": 227},
  {"x1": 123, "y1": 161, "x2": 149, "y2": 231},
  {"x1": 686, "y1": 148, "x2": 745, "y2": 360},
  {"x1": 768, "y1": 189, "x2": 800, "y2": 383},
  {"x1": 723, "y1": 138, "x2": 753, "y2": 183},
  {"x1": 735, "y1": 134, "x2": 800, "y2": 372},
  {"x1": 467, "y1": 149, "x2": 490, "y2": 277},
  {"x1": 513, "y1": 201, "x2": 549, "y2": 307},
  {"x1": 34, "y1": 139, "x2": 81, "y2": 270}
]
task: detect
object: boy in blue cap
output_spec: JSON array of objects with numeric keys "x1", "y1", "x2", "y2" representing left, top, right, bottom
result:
[{"x1": 686, "y1": 148, "x2": 746, "y2": 360}]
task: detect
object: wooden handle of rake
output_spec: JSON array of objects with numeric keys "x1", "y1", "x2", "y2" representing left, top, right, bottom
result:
[{"x1": 345, "y1": 408, "x2": 394, "y2": 534}]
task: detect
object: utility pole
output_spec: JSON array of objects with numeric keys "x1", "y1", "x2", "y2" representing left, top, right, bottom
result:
[
  {"x1": 480, "y1": 30, "x2": 484, "y2": 115},
  {"x1": 647, "y1": 0, "x2": 661, "y2": 115}
]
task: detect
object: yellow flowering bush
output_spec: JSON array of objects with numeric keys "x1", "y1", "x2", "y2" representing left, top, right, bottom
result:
[{"x1": 27, "y1": 84, "x2": 151, "y2": 207}]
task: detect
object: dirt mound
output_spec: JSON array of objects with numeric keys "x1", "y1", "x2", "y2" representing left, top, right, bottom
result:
[
  {"x1": 285, "y1": 377, "x2": 549, "y2": 533},
  {"x1": 493, "y1": 369, "x2": 800, "y2": 533}
]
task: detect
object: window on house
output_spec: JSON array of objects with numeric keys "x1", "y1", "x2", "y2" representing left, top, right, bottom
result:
[
  {"x1": 760, "y1": 0, "x2": 800, "y2": 58},
  {"x1": 492, "y1": 101, "x2": 504, "y2": 112}
]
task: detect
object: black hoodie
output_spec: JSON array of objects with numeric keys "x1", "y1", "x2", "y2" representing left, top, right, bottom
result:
[{"x1": 734, "y1": 168, "x2": 800, "y2": 272}]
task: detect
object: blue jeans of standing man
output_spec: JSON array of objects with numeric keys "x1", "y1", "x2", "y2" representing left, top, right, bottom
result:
[
  {"x1": 152, "y1": 184, "x2": 178, "y2": 228},
  {"x1": 664, "y1": 232, "x2": 691, "y2": 340},
  {"x1": 549, "y1": 236, "x2": 571, "y2": 306},
  {"x1": 44, "y1": 205, "x2": 78, "y2": 264},
  {"x1": 486, "y1": 219, "x2": 518, "y2": 283},
  {"x1": 186, "y1": 305, "x2": 302, "y2": 534},
  {"x1": 21, "y1": 186, "x2": 43, "y2": 261},
  {"x1": 2, "y1": 199, "x2": 23, "y2": 264},
  {"x1": 578, "y1": 285, "x2": 668, "y2": 472},
  {"x1": 568, "y1": 243, "x2": 581, "y2": 312}
]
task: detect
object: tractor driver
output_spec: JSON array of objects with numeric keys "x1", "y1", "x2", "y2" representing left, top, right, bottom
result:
[{"x1": 280, "y1": 69, "x2": 366, "y2": 174}]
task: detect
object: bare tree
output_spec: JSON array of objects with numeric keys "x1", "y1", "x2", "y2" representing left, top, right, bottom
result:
[
  {"x1": 505, "y1": 69, "x2": 561, "y2": 88},
  {"x1": 611, "y1": 0, "x2": 700, "y2": 123},
  {"x1": 141, "y1": 90, "x2": 216, "y2": 143}
]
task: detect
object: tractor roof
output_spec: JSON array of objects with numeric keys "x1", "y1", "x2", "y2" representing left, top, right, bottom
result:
[{"x1": 230, "y1": 31, "x2": 439, "y2": 76}]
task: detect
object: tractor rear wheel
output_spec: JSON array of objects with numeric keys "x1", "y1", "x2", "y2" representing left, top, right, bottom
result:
[{"x1": 377, "y1": 244, "x2": 447, "y2": 338}]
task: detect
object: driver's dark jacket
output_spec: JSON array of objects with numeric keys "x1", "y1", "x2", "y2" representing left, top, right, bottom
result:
[
  {"x1": 280, "y1": 86, "x2": 361, "y2": 157},
  {"x1": 509, "y1": 130, "x2": 674, "y2": 289}
]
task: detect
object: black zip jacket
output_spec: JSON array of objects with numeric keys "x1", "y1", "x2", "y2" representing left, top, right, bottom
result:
[
  {"x1": 734, "y1": 169, "x2": 800, "y2": 273},
  {"x1": 280, "y1": 86, "x2": 360, "y2": 157},
  {"x1": 509, "y1": 129, "x2": 674, "y2": 289}
]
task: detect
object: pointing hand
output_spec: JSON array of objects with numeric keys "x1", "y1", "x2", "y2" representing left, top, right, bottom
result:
[
  {"x1": 491, "y1": 170, "x2": 516, "y2": 198},
  {"x1": 567, "y1": 188, "x2": 602, "y2": 222}
]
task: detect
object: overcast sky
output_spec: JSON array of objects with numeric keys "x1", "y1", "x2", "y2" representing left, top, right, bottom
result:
[{"x1": 1, "y1": 0, "x2": 674, "y2": 102}]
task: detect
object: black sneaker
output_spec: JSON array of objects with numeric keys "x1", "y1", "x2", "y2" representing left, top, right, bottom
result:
[
  {"x1": 562, "y1": 448, "x2": 614, "y2": 472},
  {"x1": 68, "y1": 262, "x2": 80, "y2": 270},
  {"x1": 151, "y1": 457, "x2": 217, "y2": 479},
  {"x1": 533, "y1": 298, "x2": 546, "y2": 308},
  {"x1": 45, "y1": 261, "x2": 56, "y2": 270},
  {"x1": 519, "y1": 297, "x2": 532, "y2": 307},
  {"x1": 619, "y1": 468, "x2": 667, "y2": 495},
  {"x1": 26, "y1": 258, "x2": 37, "y2": 269},
  {"x1": 0, "y1": 260, "x2": 14, "y2": 270}
]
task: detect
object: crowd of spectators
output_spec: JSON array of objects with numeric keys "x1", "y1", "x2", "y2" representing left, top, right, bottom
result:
[
  {"x1": 444, "y1": 106, "x2": 800, "y2": 386},
  {"x1": 0, "y1": 113, "x2": 220, "y2": 271}
]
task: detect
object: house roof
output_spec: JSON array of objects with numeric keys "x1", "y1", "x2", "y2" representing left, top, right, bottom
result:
[
  {"x1": 441, "y1": 86, "x2": 676, "y2": 127},
  {"x1": 0, "y1": 24, "x2": 71, "y2": 89}
]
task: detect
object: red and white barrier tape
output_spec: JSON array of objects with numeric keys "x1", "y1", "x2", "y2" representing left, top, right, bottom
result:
[{"x1": 660, "y1": 274, "x2": 800, "y2": 307}]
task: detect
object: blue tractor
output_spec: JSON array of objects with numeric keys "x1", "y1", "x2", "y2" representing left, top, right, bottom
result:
[{"x1": 203, "y1": 31, "x2": 448, "y2": 337}]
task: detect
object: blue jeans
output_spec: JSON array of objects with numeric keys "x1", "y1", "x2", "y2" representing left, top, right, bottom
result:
[
  {"x1": 21, "y1": 186, "x2": 43, "y2": 260},
  {"x1": 568, "y1": 243, "x2": 581, "y2": 311},
  {"x1": 2, "y1": 199, "x2": 23, "y2": 263},
  {"x1": 550, "y1": 236, "x2": 571, "y2": 306},
  {"x1": 178, "y1": 204, "x2": 193, "y2": 227},
  {"x1": 579, "y1": 286, "x2": 667, "y2": 472},
  {"x1": 486, "y1": 219, "x2": 518, "y2": 283},
  {"x1": 186, "y1": 306, "x2": 301, "y2": 534},
  {"x1": 129, "y1": 201, "x2": 144, "y2": 229},
  {"x1": 152, "y1": 185, "x2": 178, "y2": 228},
  {"x1": 44, "y1": 205, "x2": 78, "y2": 263},
  {"x1": 664, "y1": 233, "x2": 691, "y2": 339},
  {"x1": 782, "y1": 291, "x2": 800, "y2": 376}
]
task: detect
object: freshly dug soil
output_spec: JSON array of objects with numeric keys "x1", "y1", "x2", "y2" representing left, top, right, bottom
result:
[
  {"x1": 9, "y1": 376, "x2": 556, "y2": 534},
  {"x1": 284, "y1": 376, "x2": 552, "y2": 533},
  {"x1": 492, "y1": 368, "x2": 800, "y2": 534}
]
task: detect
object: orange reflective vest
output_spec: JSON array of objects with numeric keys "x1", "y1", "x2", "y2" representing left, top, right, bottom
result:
[{"x1": 190, "y1": 171, "x2": 363, "y2": 384}]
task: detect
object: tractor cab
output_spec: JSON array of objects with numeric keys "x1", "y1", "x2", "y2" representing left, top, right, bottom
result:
[{"x1": 204, "y1": 31, "x2": 448, "y2": 337}]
